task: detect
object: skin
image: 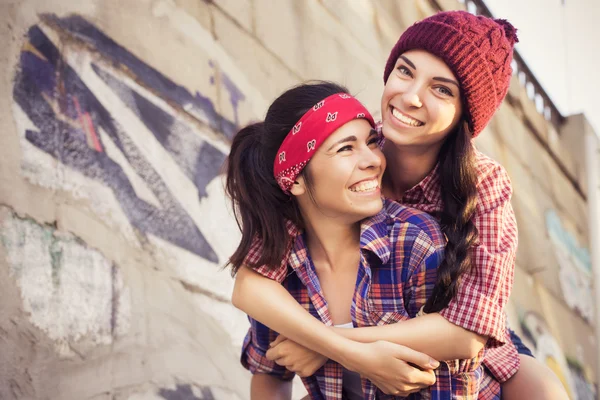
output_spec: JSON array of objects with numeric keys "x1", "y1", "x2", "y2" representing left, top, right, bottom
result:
[
  {"x1": 237, "y1": 50, "x2": 567, "y2": 398},
  {"x1": 251, "y1": 374, "x2": 292, "y2": 400},
  {"x1": 501, "y1": 355, "x2": 569, "y2": 400}
]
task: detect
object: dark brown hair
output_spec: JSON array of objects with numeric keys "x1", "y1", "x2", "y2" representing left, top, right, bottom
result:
[
  {"x1": 225, "y1": 81, "x2": 349, "y2": 276},
  {"x1": 423, "y1": 122, "x2": 480, "y2": 313}
]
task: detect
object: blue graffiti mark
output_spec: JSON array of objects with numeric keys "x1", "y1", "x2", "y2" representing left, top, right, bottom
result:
[
  {"x1": 42, "y1": 13, "x2": 239, "y2": 139},
  {"x1": 207, "y1": 60, "x2": 246, "y2": 126},
  {"x1": 221, "y1": 71, "x2": 245, "y2": 126},
  {"x1": 545, "y1": 210, "x2": 591, "y2": 272},
  {"x1": 93, "y1": 64, "x2": 226, "y2": 199},
  {"x1": 13, "y1": 24, "x2": 219, "y2": 263},
  {"x1": 159, "y1": 384, "x2": 214, "y2": 400}
]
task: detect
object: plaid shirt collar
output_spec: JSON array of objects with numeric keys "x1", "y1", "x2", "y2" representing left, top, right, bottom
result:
[
  {"x1": 403, "y1": 162, "x2": 442, "y2": 205},
  {"x1": 285, "y1": 206, "x2": 391, "y2": 273}
]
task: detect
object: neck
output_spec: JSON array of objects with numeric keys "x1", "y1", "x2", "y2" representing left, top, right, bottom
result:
[
  {"x1": 302, "y1": 215, "x2": 360, "y2": 273},
  {"x1": 381, "y1": 140, "x2": 441, "y2": 200}
]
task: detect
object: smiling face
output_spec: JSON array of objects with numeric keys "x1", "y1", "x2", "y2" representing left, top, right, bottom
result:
[
  {"x1": 291, "y1": 118, "x2": 386, "y2": 223},
  {"x1": 381, "y1": 49, "x2": 464, "y2": 152}
]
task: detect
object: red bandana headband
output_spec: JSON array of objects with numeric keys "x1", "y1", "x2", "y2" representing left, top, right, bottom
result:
[{"x1": 273, "y1": 93, "x2": 375, "y2": 193}]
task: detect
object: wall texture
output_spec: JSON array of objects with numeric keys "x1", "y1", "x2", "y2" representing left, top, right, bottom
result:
[{"x1": 0, "y1": 0, "x2": 597, "y2": 399}]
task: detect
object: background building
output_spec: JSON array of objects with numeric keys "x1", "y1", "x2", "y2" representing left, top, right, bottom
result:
[{"x1": 0, "y1": 0, "x2": 597, "y2": 399}]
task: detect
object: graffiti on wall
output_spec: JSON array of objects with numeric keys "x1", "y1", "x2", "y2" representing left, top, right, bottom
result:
[
  {"x1": 520, "y1": 310, "x2": 596, "y2": 400},
  {"x1": 0, "y1": 207, "x2": 130, "y2": 345},
  {"x1": 12, "y1": 15, "x2": 246, "y2": 269},
  {"x1": 545, "y1": 210, "x2": 594, "y2": 323}
]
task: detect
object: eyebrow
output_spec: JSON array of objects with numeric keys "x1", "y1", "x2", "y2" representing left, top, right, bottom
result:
[
  {"x1": 433, "y1": 76, "x2": 460, "y2": 88},
  {"x1": 326, "y1": 130, "x2": 378, "y2": 151},
  {"x1": 327, "y1": 135, "x2": 357, "y2": 151},
  {"x1": 399, "y1": 55, "x2": 460, "y2": 88},
  {"x1": 399, "y1": 55, "x2": 416, "y2": 70}
]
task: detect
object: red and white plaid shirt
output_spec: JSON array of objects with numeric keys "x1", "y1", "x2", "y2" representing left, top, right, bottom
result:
[
  {"x1": 398, "y1": 148, "x2": 520, "y2": 382},
  {"x1": 244, "y1": 147, "x2": 520, "y2": 383}
]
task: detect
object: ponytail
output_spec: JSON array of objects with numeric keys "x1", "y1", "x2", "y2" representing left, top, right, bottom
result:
[
  {"x1": 225, "y1": 123, "x2": 302, "y2": 276},
  {"x1": 225, "y1": 81, "x2": 350, "y2": 276}
]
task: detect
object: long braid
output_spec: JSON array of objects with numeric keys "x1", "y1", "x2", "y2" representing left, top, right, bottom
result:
[{"x1": 423, "y1": 123, "x2": 479, "y2": 313}]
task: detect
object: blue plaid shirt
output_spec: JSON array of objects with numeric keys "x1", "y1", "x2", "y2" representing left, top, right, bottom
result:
[{"x1": 242, "y1": 199, "x2": 500, "y2": 399}]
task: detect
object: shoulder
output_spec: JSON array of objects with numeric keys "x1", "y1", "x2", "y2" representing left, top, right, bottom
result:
[
  {"x1": 384, "y1": 199, "x2": 445, "y2": 249},
  {"x1": 473, "y1": 149, "x2": 513, "y2": 212}
]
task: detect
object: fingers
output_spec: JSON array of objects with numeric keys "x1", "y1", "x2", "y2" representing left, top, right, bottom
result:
[
  {"x1": 389, "y1": 342, "x2": 439, "y2": 370},
  {"x1": 266, "y1": 335, "x2": 288, "y2": 361},
  {"x1": 269, "y1": 335, "x2": 287, "y2": 348},
  {"x1": 405, "y1": 368, "x2": 436, "y2": 387},
  {"x1": 266, "y1": 344, "x2": 282, "y2": 361}
]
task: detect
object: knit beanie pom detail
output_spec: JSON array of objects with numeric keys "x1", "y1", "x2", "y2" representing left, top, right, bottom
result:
[{"x1": 494, "y1": 18, "x2": 519, "y2": 45}]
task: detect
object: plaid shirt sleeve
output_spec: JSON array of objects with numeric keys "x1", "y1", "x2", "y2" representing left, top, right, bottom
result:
[
  {"x1": 243, "y1": 237, "x2": 288, "y2": 283},
  {"x1": 439, "y1": 163, "x2": 518, "y2": 347},
  {"x1": 242, "y1": 221, "x2": 300, "y2": 283},
  {"x1": 403, "y1": 227, "x2": 446, "y2": 315},
  {"x1": 241, "y1": 317, "x2": 296, "y2": 380}
]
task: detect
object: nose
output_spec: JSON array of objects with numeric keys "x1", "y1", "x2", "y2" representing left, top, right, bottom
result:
[
  {"x1": 401, "y1": 86, "x2": 423, "y2": 108},
  {"x1": 358, "y1": 147, "x2": 383, "y2": 170}
]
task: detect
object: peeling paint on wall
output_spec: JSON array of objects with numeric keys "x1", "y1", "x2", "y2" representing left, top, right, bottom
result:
[{"x1": 0, "y1": 207, "x2": 130, "y2": 344}]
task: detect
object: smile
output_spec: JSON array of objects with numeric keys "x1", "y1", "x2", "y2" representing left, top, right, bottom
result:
[
  {"x1": 349, "y1": 178, "x2": 380, "y2": 193},
  {"x1": 391, "y1": 107, "x2": 424, "y2": 127}
]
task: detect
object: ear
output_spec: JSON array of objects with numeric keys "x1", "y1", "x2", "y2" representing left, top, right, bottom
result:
[
  {"x1": 462, "y1": 120, "x2": 473, "y2": 138},
  {"x1": 289, "y1": 175, "x2": 306, "y2": 196}
]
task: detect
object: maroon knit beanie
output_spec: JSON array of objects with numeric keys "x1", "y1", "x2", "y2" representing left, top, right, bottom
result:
[{"x1": 383, "y1": 10, "x2": 518, "y2": 137}]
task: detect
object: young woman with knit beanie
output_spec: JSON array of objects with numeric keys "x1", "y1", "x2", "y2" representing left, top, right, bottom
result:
[{"x1": 231, "y1": 11, "x2": 568, "y2": 400}]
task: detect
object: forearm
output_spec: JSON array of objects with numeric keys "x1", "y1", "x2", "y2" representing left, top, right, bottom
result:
[
  {"x1": 250, "y1": 374, "x2": 292, "y2": 400},
  {"x1": 233, "y1": 266, "x2": 354, "y2": 364},
  {"x1": 336, "y1": 313, "x2": 487, "y2": 360}
]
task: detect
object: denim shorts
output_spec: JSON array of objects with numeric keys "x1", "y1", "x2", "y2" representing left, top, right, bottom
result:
[{"x1": 509, "y1": 328, "x2": 534, "y2": 358}]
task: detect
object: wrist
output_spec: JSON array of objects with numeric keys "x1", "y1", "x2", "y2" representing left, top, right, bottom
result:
[{"x1": 323, "y1": 335, "x2": 361, "y2": 370}]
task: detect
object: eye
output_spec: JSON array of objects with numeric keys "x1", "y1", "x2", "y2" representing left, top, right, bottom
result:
[
  {"x1": 435, "y1": 86, "x2": 453, "y2": 97},
  {"x1": 397, "y1": 65, "x2": 413, "y2": 77},
  {"x1": 337, "y1": 145, "x2": 353, "y2": 153},
  {"x1": 367, "y1": 137, "x2": 379, "y2": 146}
]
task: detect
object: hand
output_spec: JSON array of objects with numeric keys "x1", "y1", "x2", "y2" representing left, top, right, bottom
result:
[
  {"x1": 266, "y1": 335, "x2": 328, "y2": 377},
  {"x1": 343, "y1": 341, "x2": 438, "y2": 396}
]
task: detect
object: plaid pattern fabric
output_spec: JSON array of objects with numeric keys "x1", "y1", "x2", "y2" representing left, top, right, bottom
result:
[
  {"x1": 400, "y1": 149, "x2": 520, "y2": 382},
  {"x1": 244, "y1": 146, "x2": 521, "y2": 384},
  {"x1": 241, "y1": 199, "x2": 501, "y2": 399}
]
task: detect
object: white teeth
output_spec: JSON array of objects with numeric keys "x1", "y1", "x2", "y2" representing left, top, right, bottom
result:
[
  {"x1": 349, "y1": 180, "x2": 379, "y2": 193},
  {"x1": 392, "y1": 108, "x2": 422, "y2": 126}
]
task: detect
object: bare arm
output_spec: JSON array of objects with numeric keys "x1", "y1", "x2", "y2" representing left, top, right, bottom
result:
[
  {"x1": 233, "y1": 266, "x2": 485, "y2": 361},
  {"x1": 233, "y1": 266, "x2": 354, "y2": 363},
  {"x1": 335, "y1": 313, "x2": 486, "y2": 360},
  {"x1": 250, "y1": 374, "x2": 292, "y2": 400}
]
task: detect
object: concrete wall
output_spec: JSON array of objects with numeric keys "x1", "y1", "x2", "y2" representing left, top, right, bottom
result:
[{"x1": 0, "y1": 0, "x2": 597, "y2": 399}]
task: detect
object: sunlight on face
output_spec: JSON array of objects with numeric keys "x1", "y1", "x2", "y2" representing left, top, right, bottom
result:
[
  {"x1": 292, "y1": 119, "x2": 386, "y2": 224},
  {"x1": 380, "y1": 49, "x2": 463, "y2": 151}
]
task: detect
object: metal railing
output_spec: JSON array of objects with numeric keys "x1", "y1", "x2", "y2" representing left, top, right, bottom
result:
[{"x1": 458, "y1": 0, "x2": 565, "y2": 129}]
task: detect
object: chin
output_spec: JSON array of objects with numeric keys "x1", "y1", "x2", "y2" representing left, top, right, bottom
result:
[
  {"x1": 357, "y1": 200, "x2": 384, "y2": 219},
  {"x1": 381, "y1": 123, "x2": 415, "y2": 145}
]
